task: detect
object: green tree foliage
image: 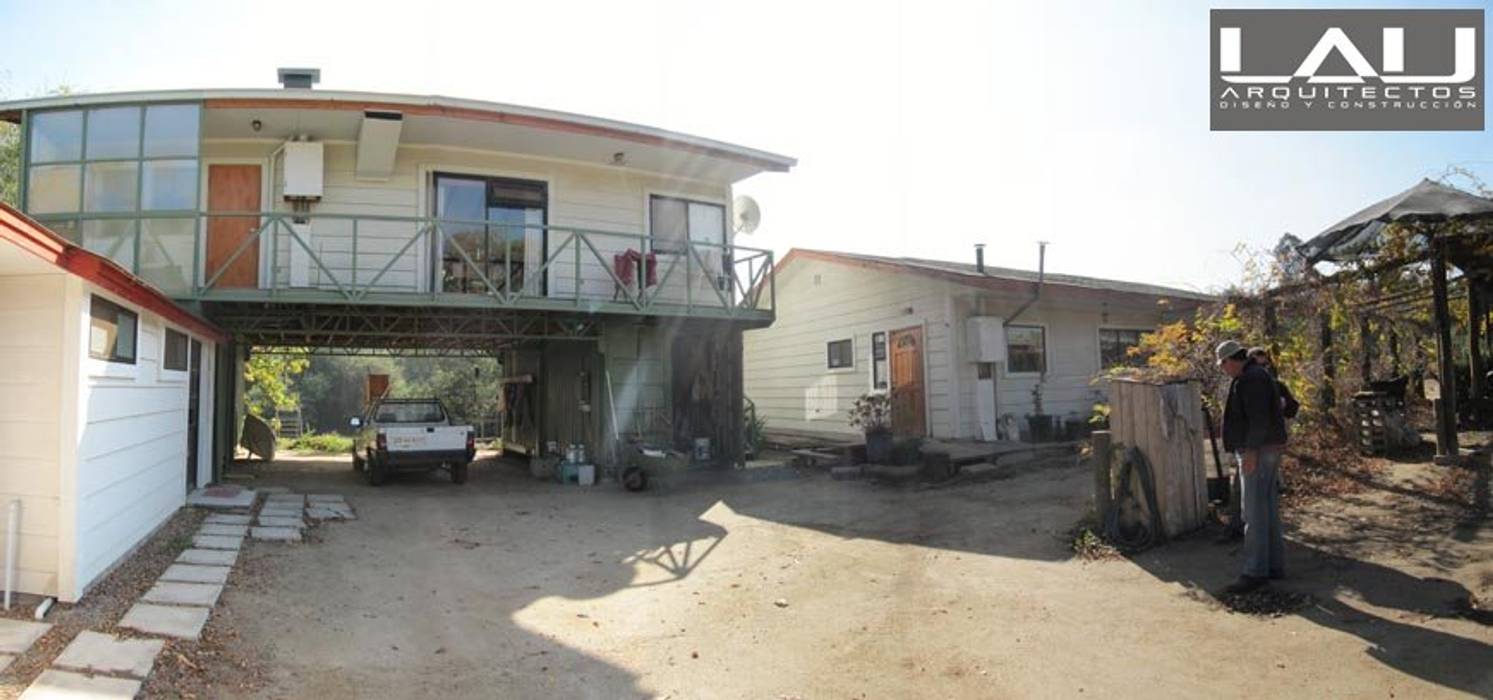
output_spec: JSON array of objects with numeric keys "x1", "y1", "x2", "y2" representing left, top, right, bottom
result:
[
  {"x1": 0, "y1": 119, "x2": 17, "y2": 207},
  {"x1": 0, "y1": 83, "x2": 77, "y2": 208},
  {"x1": 243, "y1": 353, "x2": 310, "y2": 421},
  {"x1": 290, "y1": 354, "x2": 500, "y2": 434}
]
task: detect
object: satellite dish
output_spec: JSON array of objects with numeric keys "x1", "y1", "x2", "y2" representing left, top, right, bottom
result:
[{"x1": 733, "y1": 195, "x2": 761, "y2": 235}]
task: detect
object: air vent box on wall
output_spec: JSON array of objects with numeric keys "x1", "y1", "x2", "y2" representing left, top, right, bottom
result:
[
  {"x1": 965, "y1": 316, "x2": 1007, "y2": 363},
  {"x1": 283, "y1": 142, "x2": 324, "y2": 200}
]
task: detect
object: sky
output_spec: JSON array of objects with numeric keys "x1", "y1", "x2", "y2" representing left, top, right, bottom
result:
[{"x1": 1, "y1": 0, "x2": 1490, "y2": 294}]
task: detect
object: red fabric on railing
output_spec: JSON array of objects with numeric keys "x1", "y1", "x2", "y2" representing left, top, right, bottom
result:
[{"x1": 613, "y1": 250, "x2": 658, "y2": 289}]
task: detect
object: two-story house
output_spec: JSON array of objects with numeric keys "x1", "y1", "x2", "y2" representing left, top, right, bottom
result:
[{"x1": 0, "y1": 69, "x2": 793, "y2": 601}]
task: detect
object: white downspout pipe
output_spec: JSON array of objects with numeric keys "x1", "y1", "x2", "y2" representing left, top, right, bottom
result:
[{"x1": 5, "y1": 499, "x2": 19, "y2": 610}]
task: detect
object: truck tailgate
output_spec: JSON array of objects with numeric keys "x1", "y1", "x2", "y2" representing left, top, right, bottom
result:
[{"x1": 382, "y1": 426, "x2": 468, "y2": 453}]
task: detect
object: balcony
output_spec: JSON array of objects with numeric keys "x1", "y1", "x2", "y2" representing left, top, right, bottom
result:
[{"x1": 51, "y1": 211, "x2": 776, "y2": 324}]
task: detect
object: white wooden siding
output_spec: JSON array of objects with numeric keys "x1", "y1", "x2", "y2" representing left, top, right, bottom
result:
[
  {"x1": 948, "y1": 295, "x2": 1173, "y2": 439},
  {"x1": 743, "y1": 259, "x2": 955, "y2": 437},
  {"x1": 200, "y1": 141, "x2": 735, "y2": 305},
  {"x1": 67, "y1": 284, "x2": 214, "y2": 600},
  {"x1": 746, "y1": 257, "x2": 1194, "y2": 442},
  {"x1": 0, "y1": 273, "x2": 68, "y2": 596}
]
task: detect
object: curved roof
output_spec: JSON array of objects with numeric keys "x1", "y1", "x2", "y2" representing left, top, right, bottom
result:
[{"x1": 0, "y1": 88, "x2": 796, "y2": 174}]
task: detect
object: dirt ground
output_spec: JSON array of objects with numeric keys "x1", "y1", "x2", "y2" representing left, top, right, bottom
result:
[{"x1": 187, "y1": 450, "x2": 1493, "y2": 699}]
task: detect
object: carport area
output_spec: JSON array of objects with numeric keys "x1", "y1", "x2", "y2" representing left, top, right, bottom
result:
[{"x1": 187, "y1": 450, "x2": 1493, "y2": 699}]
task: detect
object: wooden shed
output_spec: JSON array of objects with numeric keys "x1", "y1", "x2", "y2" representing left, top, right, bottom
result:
[{"x1": 1107, "y1": 378, "x2": 1209, "y2": 538}]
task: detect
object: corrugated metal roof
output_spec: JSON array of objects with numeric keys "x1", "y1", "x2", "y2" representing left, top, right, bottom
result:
[{"x1": 789, "y1": 249, "x2": 1217, "y2": 302}]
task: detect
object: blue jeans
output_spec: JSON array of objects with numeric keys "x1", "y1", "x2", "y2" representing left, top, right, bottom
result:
[{"x1": 1238, "y1": 448, "x2": 1285, "y2": 578}]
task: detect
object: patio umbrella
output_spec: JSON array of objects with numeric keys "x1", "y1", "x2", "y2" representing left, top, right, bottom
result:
[{"x1": 1297, "y1": 178, "x2": 1493, "y2": 264}]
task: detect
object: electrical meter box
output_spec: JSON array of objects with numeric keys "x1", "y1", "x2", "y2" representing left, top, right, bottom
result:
[{"x1": 283, "y1": 141, "x2": 324, "y2": 199}]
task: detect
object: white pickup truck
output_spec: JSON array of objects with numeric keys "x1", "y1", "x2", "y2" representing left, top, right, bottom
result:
[{"x1": 350, "y1": 398, "x2": 475, "y2": 485}]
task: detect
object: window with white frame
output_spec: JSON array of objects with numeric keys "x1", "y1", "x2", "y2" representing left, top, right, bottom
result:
[
  {"x1": 871, "y1": 331, "x2": 888, "y2": 389},
  {"x1": 827, "y1": 338, "x2": 853, "y2": 370},
  {"x1": 1099, "y1": 328, "x2": 1149, "y2": 369},
  {"x1": 1005, "y1": 325, "x2": 1046, "y2": 374},
  {"x1": 163, "y1": 328, "x2": 189, "y2": 371},
  {"x1": 88, "y1": 295, "x2": 138, "y2": 364}
]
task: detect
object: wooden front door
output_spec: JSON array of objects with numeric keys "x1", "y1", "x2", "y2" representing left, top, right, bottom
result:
[
  {"x1": 889, "y1": 326, "x2": 927, "y2": 436},
  {"x1": 205, "y1": 164, "x2": 262, "y2": 288}
]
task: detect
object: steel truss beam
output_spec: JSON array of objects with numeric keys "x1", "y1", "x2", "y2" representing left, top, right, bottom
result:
[{"x1": 204, "y1": 302, "x2": 602, "y2": 355}]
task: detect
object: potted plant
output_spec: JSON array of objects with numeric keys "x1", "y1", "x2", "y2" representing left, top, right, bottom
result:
[
  {"x1": 1026, "y1": 380, "x2": 1054, "y2": 443},
  {"x1": 850, "y1": 392, "x2": 895, "y2": 463}
]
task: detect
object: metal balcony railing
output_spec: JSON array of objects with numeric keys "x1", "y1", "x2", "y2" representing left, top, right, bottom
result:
[{"x1": 48, "y1": 211, "x2": 776, "y2": 319}]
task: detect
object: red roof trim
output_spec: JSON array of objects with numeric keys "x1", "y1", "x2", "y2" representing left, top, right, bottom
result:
[{"x1": 0, "y1": 205, "x2": 230, "y2": 344}]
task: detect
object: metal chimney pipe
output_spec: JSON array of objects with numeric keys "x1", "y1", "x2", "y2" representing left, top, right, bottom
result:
[{"x1": 974, "y1": 244, "x2": 986, "y2": 274}]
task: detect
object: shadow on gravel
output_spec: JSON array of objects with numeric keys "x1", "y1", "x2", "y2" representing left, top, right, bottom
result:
[{"x1": 1132, "y1": 525, "x2": 1493, "y2": 697}]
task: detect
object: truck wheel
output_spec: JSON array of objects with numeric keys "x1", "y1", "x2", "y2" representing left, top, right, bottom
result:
[
  {"x1": 451, "y1": 461, "x2": 469, "y2": 485},
  {"x1": 368, "y1": 456, "x2": 388, "y2": 486},
  {"x1": 352, "y1": 451, "x2": 365, "y2": 472}
]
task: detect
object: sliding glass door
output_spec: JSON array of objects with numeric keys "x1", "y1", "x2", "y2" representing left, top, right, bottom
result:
[{"x1": 434, "y1": 174, "x2": 547, "y2": 295}]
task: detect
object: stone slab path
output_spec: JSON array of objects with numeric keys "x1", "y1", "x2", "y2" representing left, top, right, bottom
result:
[
  {"x1": 53, "y1": 630, "x2": 163, "y2": 678},
  {"x1": 161, "y1": 563, "x2": 232, "y2": 584},
  {"x1": 177, "y1": 548, "x2": 238, "y2": 566},
  {"x1": 19, "y1": 669, "x2": 140, "y2": 699},
  {"x1": 29, "y1": 490, "x2": 356, "y2": 695},
  {"x1": 118, "y1": 603, "x2": 210, "y2": 640}
]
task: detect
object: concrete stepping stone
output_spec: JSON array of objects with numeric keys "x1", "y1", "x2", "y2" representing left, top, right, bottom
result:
[
  {"x1": 257, "y1": 516, "x2": 304, "y2": 529},
  {"x1": 251, "y1": 526, "x2": 302, "y2": 542},
  {"x1": 0, "y1": 618, "x2": 52, "y2": 654},
  {"x1": 19, "y1": 669, "x2": 140, "y2": 699},
  {"x1": 119, "y1": 603, "x2": 210, "y2": 640},
  {"x1": 186, "y1": 485, "x2": 257, "y2": 509},
  {"x1": 199, "y1": 524, "x2": 248, "y2": 537},
  {"x1": 307, "y1": 506, "x2": 356, "y2": 520},
  {"x1": 259, "y1": 505, "x2": 303, "y2": 516},
  {"x1": 264, "y1": 494, "x2": 305, "y2": 505},
  {"x1": 161, "y1": 564, "x2": 231, "y2": 585},
  {"x1": 307, "y1": 494, "x2": 345, "y2": 503},
  {"x1": 53, "y1": 631, "x2": 164, "y2": 679},
  {"x1": 204, "y1": 513, "x2": 252, "y2": 525},
  {"x1": 177, "y1": 548, "x2": 238, "y2": 567},
  {"x1": 257, "y1": 486, "x2": 291, "y2": 494},
  {"x1": 143, "y1": 581, "x2": 223, "y2": 607},
  {"x1": 192, "y1": 534, "x2": 242, "y2": 551}
]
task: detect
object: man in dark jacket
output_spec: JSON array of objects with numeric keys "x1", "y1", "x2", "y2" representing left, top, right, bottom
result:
[
  {"x1": 1216, "y1": 340, "x2": 1288, "y2": 593},
  {"x1": 1249, "y1": 347, "x2": 1300, "y2": 420}
]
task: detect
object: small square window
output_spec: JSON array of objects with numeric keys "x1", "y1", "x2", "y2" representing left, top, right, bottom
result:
[
  {"x1": 827, "y1": 339, "x2": 853, "y2": 370},
  {"x1": 29, "y1": 110, "x2": 83, "y2": 163},
  {"x1": 85, "y1": 107, "x2": 141, "y2": 160},
  {"x1": 163, "y1": 328, "x2": 189, "y2": 371},
  {"x1": 1006, "y1": 325, "x2": 1046, "y2": 374},
  {"x1": 89, "y1": 295, "x2": 138, "y2": 364},
  {"x1": 143, "y1": 104, "x2": 200, "y2": 157},
  {"x1": 84, "y1": 161, "x2": 139, "y2": 212},
  {"x1": 1100, "y1": 328, "x2": 1149, "y2": 369}
]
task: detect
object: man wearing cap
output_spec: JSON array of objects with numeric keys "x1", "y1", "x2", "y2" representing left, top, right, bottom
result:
[{"x1": 1216, "y1": 340, "x2": 1288, "y2": 593}]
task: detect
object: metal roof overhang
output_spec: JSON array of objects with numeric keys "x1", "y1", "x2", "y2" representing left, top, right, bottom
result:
[{"x1": 0, "y1": 89, "x2": 795, "y2": 183}]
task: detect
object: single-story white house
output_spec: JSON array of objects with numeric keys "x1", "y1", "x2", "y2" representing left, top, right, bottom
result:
[
  {"x1": 743, "y1": 248, "x2": 1215, "y2": 442},
  {"x1": 0, "y1": 204, "x2": 228, "y2": 602}
]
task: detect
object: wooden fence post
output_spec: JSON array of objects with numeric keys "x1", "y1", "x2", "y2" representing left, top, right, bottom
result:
[
  {"x1": 1430, "y1": 234, "x2": 1459, "y2": 459},
  {"x1": 1092, "y1": 430, "x2": 1112, "y2": 522}
]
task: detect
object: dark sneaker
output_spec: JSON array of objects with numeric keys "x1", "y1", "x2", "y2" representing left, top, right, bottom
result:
[{"x1": 1223, "y1": 575, "x2": 1268, "y2": 595}]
